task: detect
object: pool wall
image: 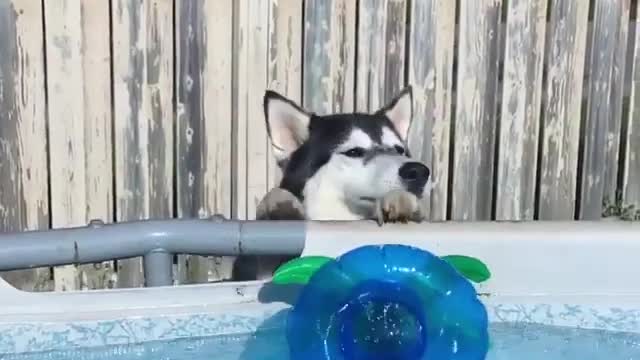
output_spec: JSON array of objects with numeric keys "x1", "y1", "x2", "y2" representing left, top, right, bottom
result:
[{"x1": 1, "y1": 220, "x2": 639, "y2": 355}]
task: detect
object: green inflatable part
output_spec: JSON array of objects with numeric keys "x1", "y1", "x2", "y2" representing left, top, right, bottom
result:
[
  {"x1": 272, "y1": 256, "x2": 334, "y2": 285},
  {"x1": 441, "y1": 255, "x2": 491, "y2": 283},
  {"x1": 271, "y1": 253, "x2": 491, "y2": 286}
]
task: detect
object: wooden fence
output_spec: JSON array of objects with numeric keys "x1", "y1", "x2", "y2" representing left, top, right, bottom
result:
[{"x1": 0, "y1": 0, "x2": 638, "y2": 292}]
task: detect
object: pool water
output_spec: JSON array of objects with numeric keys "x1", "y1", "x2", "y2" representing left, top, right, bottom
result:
[{"x1": 2, "y1": 322, "x2": 639, "y2": 360}]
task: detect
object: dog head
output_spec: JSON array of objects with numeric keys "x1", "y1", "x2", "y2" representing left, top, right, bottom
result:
[{"x1": 263, "y1": 87, "x2": 431, "y2": 220}]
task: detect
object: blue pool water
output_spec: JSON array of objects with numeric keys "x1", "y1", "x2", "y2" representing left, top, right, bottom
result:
[{"x1": 2, "y1": 322, "x2": 639, "y2": 360}]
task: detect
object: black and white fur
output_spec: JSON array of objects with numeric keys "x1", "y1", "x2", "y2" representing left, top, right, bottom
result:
[
  {"x1": 261, "y1": 86, "x2": 431, "y2": 223},
  {"x1": 232, "y1": 86, "x2": 432, "y2": 280}
]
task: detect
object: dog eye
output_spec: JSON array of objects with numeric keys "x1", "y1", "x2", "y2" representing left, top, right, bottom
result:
[
  {"x1": 394, "y1": 145, "x2": 405, "y2": 155},
  {"x1": 343, "y1": 147, "x2": 365, "y2": 158}
]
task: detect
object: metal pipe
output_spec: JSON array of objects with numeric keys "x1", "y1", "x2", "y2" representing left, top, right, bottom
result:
[
  {"x1": 0, "y1": 217, "x2": 306, "y2": 271},
  {"x1": 143, "y1": 250, "x2": 173, "y2": 287}
]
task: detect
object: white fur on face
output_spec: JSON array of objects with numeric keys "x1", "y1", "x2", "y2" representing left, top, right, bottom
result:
[
  {"x1": 381, "y1": 127, "x2": 404, "y2": 149},
  {"x1": 341, "y1": 126, "x2": 407, "y2": 200},
  {"x1": 303, "y1": 129, "x2": 373, "y2": 220},
  {"x1": 303, "y1": 164, "x2": 365, "y2": 220},
  {"x1": 335, "y1": 128, "x2": 373, "y2": 152},
  {"x1": 302, "y1": 126, "x2": 429, "y2": 220}
]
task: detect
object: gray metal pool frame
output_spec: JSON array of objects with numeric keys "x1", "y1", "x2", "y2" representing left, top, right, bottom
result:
[
  {"x1": 1, "y1": 217, "x2": 639, "y2": 288},
  {"x1": 0, "y1": 216, "x2": 306, "y2": 287}
]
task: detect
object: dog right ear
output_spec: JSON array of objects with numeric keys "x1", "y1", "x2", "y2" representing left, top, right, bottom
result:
[{"x1": 263, "y1": 90, "x2": 311, "y2": 164}]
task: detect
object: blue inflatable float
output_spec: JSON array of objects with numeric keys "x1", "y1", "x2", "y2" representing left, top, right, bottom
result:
[{"x1": 285, "y1": 244, "x2": 489, "y2": 359}]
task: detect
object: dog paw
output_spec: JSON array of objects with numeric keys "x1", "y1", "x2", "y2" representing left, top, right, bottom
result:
[
  {"x1": 375, "y1": 190, "x2": 424, "y2": 225},
  {"x1": 256, "y1": 187, "x2": 306, "y2": 220}
]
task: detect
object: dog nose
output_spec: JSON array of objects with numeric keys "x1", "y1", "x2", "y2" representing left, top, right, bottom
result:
[{"x1": 398, "y1": 162, "x2": 430, "y2": 193}]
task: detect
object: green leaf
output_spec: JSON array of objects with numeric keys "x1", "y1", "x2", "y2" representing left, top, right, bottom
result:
[
  {"x1": 272, "y1": 256, "x2": 335, "y2": 285},
  {"x1": 441, "y1": 255, "x2": 491, "y2": 283}
]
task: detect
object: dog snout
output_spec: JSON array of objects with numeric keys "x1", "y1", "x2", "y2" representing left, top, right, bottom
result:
[{"x1": 398, "y1": 162, "x2": 430, "y2": 195}]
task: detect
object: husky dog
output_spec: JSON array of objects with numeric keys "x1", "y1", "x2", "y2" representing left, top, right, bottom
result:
[{"x1": 232, "y1": 86, "x2": 431, "y2": 280}]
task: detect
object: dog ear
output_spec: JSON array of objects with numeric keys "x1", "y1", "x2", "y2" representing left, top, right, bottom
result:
[
  {"x1": 263, "y1": 90, "x2": 311, "y2": 164},
  {"x1": 376, "y1": 86, "x2": 413, "y2": 141}
]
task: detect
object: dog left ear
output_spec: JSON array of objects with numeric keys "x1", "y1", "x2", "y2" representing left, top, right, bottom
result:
[
  {"x1": 376, "y1": 86, "x2": 413, "y2": 141},
  {"x1": 263, "y1": 90, "x2": 312, "y2": 165}
]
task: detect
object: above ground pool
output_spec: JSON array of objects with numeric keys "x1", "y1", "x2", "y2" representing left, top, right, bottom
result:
[
  {"x1": 0, "y1": 221, "x2": 639, "y2": 359},
  {"x1": 1, "y1": 292, "x2": 639, "y2": 360},
  {"x1": 2, "y1": 319, "x2": 640, "y2": 360}
]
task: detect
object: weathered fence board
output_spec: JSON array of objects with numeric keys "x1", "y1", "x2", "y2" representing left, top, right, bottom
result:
[
  {"x1": 604, "y1": 0, "x2": 631, "y2": 205},
  {"x1": 580, "y1": 0, "x2": 631, "y2": 219},
  {"x1": 0, "y1": 0, "x2": 52, "y2": 292},
  {"x1": 175, "y1": 0, "x2": 234, "y2": 284},
  {"x1": 266, "y1": 0, "x2": 303, "y2": 188},
  {"x1": 303, "y1": 0, "x2": 356, "y2": 113},
  {"x1": 495, "y1": 0, "x2": 547, "y2": 220},
  {"x1": 538, "y1": 0, "x2": 590, "y2": 220},
  {"x1": 355, "y1": 0, "x2": 407, "y2": 112},
  {"x1": 624, "y1": 17, "x2": 640, "y2": 209},
  {"x1": 44, "y1": 0, "x2": 115, "y2": 291},
  {"x1": 112, "y1": 0, "x2": 174, "y2": 288},
  {"x1": 451, "y1": 0, "x2": 503, "y2": 221},
  {"x1": 77, "y1": 0, "x2": 116, "y2": 290},
  {"x1": 233, "y1": 0, "x2": 270, "y2": 220},
  {"x1": 407, "y1": 0, "x2": 456, "y2": 221}
]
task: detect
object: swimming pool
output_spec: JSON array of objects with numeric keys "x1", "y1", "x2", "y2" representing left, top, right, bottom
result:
[
  {"x1": 1, "y1": 289, "x2": 638, "y2": 359},
  {"x1": 2, "y1": 311, "x2": 640, "y2": 359},
  {"x1": 1, "y1": 221, "x2": 639, "y2": 359}
]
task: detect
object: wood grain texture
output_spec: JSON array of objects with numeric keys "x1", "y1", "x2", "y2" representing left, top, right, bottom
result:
[
  {"x1": 112, "y1": 0, "x2": 174, "y2": 288},
  {"x1": 623, "y1": 19, "x2": 640, "y2": 208},
  {"x1": 0, "y1": 0, "x2": 52, "y2": 291},
  {"x1": 604, "y1": 0, "x2": 631, "y2": 203},
  {"x1": 495, "y1": 0, "x2": 547, "y2": 220},
  {"x1": 580, "y1": 0, "x2": 630, "y2": 219},
  {"x1": 44, "y1": 0, "x2": 84, "y2": 291},
  {"x1": 266, "y1": 0, "x2": 303, "y2": 189},
  {"x1": 538, "y1": 0, "x2": 590, "y2": 220},
  {"x1": 303, "y1": 0, "x2": 356, "y2": 113},
  {"x1": 175, "y1": 0, "x2": 233, "y2": 284},
  {"x1": 355, "y1": 0, "x2": 406, "y2": 112},
  {"x1": 233, "y1": 0, "x2": 270, "y2": 220},
  {"x1": 44, "y1": 0, "x2": 115, "y2": 291},
  {"x1": 451, "y1": 0, "x2": 502, "y2": 221},
  {"x1": 407, "y1": 0, "x2": 456, "y2": 221}
]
